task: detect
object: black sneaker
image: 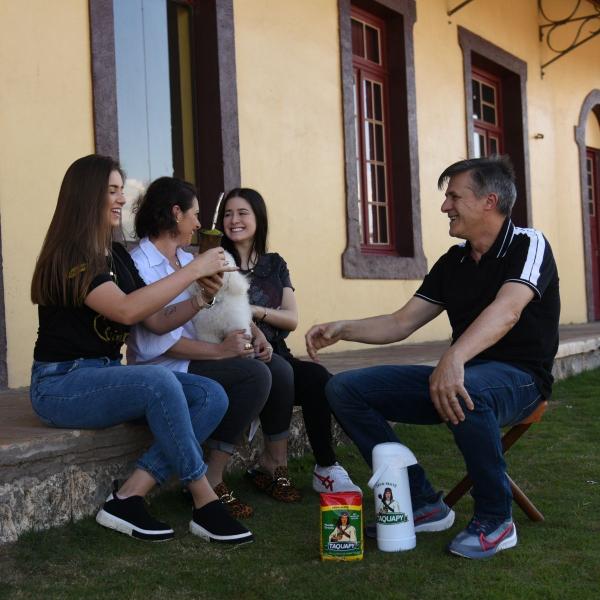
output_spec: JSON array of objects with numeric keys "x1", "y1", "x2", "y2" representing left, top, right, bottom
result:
[
  {"x1": 96, "y1": 484, "x2": 174, "y2": 542},
  {"x1": 189, "y1": 499, "x2": 254, "y2": 544}
]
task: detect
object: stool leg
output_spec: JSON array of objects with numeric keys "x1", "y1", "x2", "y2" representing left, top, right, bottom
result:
[
  {"x1": 445, "y1": 422, "x2": 545, "y2": 515},
  {"x1": 444, "y1": 475, "x2": 473, "y2": 508},
  {"x1": 507, "y1": 474, "x2": 544, "y2": 522},
  {"x1": 502, "y1": 423, "x2": 532, "y2": 453}
]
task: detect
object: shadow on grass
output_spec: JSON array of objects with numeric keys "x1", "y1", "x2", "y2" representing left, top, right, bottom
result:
[{"x1": 1, "y1": 370, "x2": 599, "y2": 600}]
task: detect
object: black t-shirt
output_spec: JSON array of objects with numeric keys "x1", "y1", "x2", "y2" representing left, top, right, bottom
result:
[
  {"x1": 415, "y1": 218, "x2": 560, "y2": 399},
  {"x1": 34, "y1": 243, "x2": 146, "y2": 362},
  {"x1": 242, "y1": 253, "x2": 294, "y2": 357}
]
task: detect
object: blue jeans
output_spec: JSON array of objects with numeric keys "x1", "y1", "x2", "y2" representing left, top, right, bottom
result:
[
  {"x1": 326, "y1": 360, "x2": 542, "y2": 520},
  {"x1": 30, "y1": 358, "x2": 228, "y2": 485}
]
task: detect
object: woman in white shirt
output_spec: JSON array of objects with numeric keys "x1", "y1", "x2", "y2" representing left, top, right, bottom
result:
[{"x1": 128, "y1": 177, "x2": 297, "y2": 517}]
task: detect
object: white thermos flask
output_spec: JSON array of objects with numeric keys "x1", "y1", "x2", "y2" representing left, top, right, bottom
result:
[{"x1": 367, "y1": 442, "x2": 418, "y2": 552}]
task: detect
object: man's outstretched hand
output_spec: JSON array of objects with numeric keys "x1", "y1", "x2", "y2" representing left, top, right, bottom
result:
[{"x1": 305, "y1": 321, "x2": 344, "y2": 361}]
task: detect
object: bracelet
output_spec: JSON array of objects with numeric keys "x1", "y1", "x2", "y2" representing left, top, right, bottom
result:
[
  {"x1": 191, "y1": 293, "x2": 216, "y2": 311},
  {"x1": 204, "y1": 295, "x2": 216, "y2": 308},
  {"x1": 260, "y1": 308, "x2": 268, "y2": 322}
]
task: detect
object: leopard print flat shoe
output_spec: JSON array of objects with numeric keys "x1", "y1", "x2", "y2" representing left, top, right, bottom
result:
[
  {"x1": 245, "y1": 466, "x2": 302, "y2": 503},
  {"x1": 214, "y1": 481, "x2": 254, "y2": 519}
]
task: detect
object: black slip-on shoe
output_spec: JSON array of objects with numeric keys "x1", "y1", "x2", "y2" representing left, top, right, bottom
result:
[
  {"x1": 189, "y1": 499, "x2": 254, "y2": 544},
  {"x1": 96, "y1": 485, "x2": 174, "y2": 542}
]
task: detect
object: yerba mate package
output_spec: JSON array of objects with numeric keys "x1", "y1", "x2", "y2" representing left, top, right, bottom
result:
[{"x1": 320, "y1": 492, "x2": 363, "y2": 561}]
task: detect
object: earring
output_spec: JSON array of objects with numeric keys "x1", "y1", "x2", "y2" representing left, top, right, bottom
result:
[{"x1": 176, "y1": 218, "x2": 180, "y2": 224}]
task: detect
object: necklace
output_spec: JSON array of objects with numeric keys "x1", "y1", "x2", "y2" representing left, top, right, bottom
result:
[{"x1": 241, "y1": 251, "x2": 258, "y2": 273}]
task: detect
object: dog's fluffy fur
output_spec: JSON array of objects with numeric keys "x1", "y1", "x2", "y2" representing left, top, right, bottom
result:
[{"x1": 189, "y1": 250, "x2": 252, "y2": 344}]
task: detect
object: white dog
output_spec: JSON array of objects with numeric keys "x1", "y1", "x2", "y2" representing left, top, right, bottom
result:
[{"x1": 189, "y1": 250, "x2": 252, "y2": 343}]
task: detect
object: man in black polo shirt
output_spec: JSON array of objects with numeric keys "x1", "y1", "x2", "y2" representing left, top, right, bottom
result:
[{"x1": 305, "y1": 156, "x2": 560, "y2": 560}]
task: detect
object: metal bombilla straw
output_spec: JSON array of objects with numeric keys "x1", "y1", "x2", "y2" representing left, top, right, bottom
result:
[{"x1": 212, "y1": 192, "x2": 225, "y2": 231}]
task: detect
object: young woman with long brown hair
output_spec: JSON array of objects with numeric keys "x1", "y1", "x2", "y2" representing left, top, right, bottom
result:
[{"x1": 30, "y1": 154, "x2": 252, "y2": 544}]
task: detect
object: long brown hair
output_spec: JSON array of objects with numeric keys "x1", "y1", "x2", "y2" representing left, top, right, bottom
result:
[{"x1": 31, "y1": 154, "x2": 124, "y2": 306}]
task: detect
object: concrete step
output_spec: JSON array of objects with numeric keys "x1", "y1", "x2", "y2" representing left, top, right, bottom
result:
[{"x1": 2, "y1": 322, "x2": 599, "y2": 544}]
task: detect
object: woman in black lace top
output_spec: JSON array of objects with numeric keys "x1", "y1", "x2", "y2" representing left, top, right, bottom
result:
[{"x1": 217, "y1": 188, "x2": 361, "y2": 496}]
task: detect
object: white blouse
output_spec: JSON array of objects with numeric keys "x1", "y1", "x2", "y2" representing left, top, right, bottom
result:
[{"x1": 127, "y1": 237, "x2": 195, "y2": 373}]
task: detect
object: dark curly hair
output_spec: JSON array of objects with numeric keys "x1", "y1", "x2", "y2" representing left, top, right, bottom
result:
[{"x1": 134, "y1": 176, "x2": 197, "y2": 239}]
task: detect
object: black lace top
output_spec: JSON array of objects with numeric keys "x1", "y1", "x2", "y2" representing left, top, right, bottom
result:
[{"x1": 241, "y1": 252, "x2": 294, "y2": 357}]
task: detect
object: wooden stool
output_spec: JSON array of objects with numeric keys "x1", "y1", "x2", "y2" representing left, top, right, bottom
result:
[{"x1": 443, "y1": 400, "x2": 548, "y2": 522}]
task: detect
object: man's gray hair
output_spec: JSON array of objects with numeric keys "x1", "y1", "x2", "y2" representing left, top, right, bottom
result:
[{"x1": 437, "y1": 155, "x2": 517, "y2": 216}]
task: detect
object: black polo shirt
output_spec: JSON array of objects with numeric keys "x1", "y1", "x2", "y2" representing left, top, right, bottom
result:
[{"x1": 415, "y1": 218, "x2": 560, "y2": 399}]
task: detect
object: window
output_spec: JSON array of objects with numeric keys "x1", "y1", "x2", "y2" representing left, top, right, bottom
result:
[
  {"x1": 459, "y1": 27, "x2": 531, "y2": 227},
  {"x1": 471, "y1": 68, "x2": 504, "y2": 158},
  {"x1": 352, "y1": 10, "x2": 394, "y2": 251},
  {"x1": 586, "y1": 146, "x2": 600, "y2": 319},
  {"x1": 90, "y1": 0, "x2": 240, "y2": 238},
  {"x1": 340, "y1": 0, "x2": 426, "y2": 279}
]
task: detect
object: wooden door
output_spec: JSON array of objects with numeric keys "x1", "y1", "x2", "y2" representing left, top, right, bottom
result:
[{"x1": 587, "y1": 148, "x2": 600, "y2": 320}]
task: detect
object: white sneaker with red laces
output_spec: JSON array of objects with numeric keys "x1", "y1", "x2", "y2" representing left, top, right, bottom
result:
[{"x1": 312, "y1": 462, "x2": 362, "y2": 494}]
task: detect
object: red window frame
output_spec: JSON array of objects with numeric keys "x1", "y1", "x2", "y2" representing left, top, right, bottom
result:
[
  {"x1": 472, "y1": 67, "x2": 504, "y2": 157},
  {"x1": 351, "y1": 7, "x2": 396, "y2": 254}
]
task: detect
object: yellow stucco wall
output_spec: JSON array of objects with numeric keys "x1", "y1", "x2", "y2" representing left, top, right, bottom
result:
[
  {"x1": 0, "y1": 0, "x2": 95, "y2": 387},
  {"x1": 234, "y1": 0, "x2": 600, "y2": 358}
]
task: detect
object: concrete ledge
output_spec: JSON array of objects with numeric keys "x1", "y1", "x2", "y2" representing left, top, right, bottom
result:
[
  {"x1": 0, "y1": 399, "x2": 320, "y2": 544},
  {"x1": 552, "y1": 337, "x2": 600, "y2": 380}
]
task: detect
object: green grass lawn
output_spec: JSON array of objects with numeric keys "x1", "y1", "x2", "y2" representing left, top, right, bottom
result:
[{"x1": 1, "y1": 369, "x2": 599, "y2": 600}]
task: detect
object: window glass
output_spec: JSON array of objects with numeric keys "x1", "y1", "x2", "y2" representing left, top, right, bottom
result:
[
  {"x1": 472, "y1": 80, "x2": 481, "y2": 119},
  {"x1": 365, "y1": 25, "x2": 380, "y2": 64},
  {"x1": 482, "y1": 83, "x2": 495, "y2": 104},
  {"x1": 482, "y1": 104, "x2": 496, "y2": 125},
  {"x1": 114, "y1": 0, "x2": 173, "y2": 238},
  {"x1": 473, "y1": 132, "x2": 485, "y2": 158},
  {"x1": 113, "y1": 0, "x2": 195, "y2": 240},
  {"x1": 364, "y1": 79, "x2": 373, "y2": 119},
  {"x1": 588, "y1": 157, "x2": 596, "y2": 216},
  {"x1": 378, "y1": 205, "x2": 389, "y2": 244},
  {"x1": 351, "y1": 19, "x2": 364, "y2": 57},
  {"x1": 472, "y1": 69, "x2": 503, "y2": 160},
  {"x1": 489, "y1": 136, "x2": 499, "y2": 155}
]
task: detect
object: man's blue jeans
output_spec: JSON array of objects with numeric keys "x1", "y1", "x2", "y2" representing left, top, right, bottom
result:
[
  {"x1": 30, "y1": 358, "x2": 228, "y2": 485},
  {"x1": 326, "y1": 360, "x2": 542, "y2": 520}
]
